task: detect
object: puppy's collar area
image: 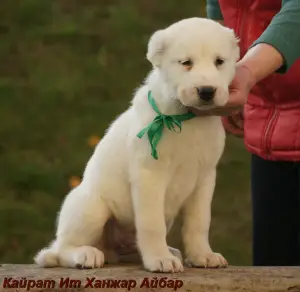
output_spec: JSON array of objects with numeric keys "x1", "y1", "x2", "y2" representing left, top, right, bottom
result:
[{"x1": 137, "y1": 91, "x2": 196, "y2": 160}]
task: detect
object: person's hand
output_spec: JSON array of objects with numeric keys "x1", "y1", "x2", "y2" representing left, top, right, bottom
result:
[
  {"x1": 189, "y1": 64, "x2": 255, "y2": 115},
  {"x1": 221, "y1": 110, "x2": 244, "y2": 137},
  {"x1": 189, "y1": 64, "x2": 256, "y2": 137}
]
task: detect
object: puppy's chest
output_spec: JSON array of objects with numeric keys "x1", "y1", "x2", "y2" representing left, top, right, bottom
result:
[
  {"x1": 163, "y1": 158, "x2": 199, "y2": 221},
  {"x1": 158, "y1": 118, "x2": 224, "y2": 163},
  {"x1": 166, "y1": 161, "x2": 198, "y2": 195},
  {"x1": 160, "y1": 119, "x2": 225, "y2": 216}
]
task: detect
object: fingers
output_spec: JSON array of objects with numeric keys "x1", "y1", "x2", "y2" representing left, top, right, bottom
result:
[{"x1": 221, "y1": 115, "x2": 244, "y2": 138}]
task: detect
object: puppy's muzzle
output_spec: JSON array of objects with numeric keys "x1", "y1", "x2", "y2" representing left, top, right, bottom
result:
[{"x1": 197, "y1": 86, "x2": 216, "y2": 102}]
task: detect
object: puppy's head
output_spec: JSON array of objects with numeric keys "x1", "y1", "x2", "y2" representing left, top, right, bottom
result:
[{"x1": 147, "y1": 18, "x2": 240, "y2": 107}]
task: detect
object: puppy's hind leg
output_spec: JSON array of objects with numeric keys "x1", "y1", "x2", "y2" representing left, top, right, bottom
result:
[{"x1": 34, "y1": 183, "x2": 111, "y2": 269}]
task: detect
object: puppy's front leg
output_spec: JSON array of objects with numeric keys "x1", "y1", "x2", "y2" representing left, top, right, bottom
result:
[
  {"x1": 182, "y1": 169, "x2": 228, "y2": 268},
  {"x1": 132, "y1": 169, "x2": 183, "y2": 273}
]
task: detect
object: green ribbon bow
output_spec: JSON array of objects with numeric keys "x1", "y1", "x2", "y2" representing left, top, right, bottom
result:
[{"x1": 137, "y1": 91, "x2": 196, "y2": 160}]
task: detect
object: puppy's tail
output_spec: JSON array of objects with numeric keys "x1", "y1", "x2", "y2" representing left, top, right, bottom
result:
[{"x1": 34, "y1": 246, "x2": 59, "y2": 267}]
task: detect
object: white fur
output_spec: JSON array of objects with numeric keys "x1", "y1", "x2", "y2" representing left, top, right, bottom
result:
[{"x1": 34, "y1": 17, "x2": 239, "y2": 273}]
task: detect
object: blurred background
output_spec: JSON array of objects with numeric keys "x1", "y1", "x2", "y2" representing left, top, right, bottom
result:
[{"x1": 0, "y1": 0, "x2": 251, "y2": 265}]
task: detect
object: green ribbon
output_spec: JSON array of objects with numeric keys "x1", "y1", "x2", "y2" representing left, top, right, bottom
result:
[{"x1": 137, "y1": 91, "x2": 196, "y2": 160}]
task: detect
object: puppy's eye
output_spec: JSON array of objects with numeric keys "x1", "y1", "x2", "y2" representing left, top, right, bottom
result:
[
  {"x1": 179, "y1": 59, "x2": 193, "y2": 68},
  {"x1": 215, "y1": 57, "x2": 225, "y2": 67}
]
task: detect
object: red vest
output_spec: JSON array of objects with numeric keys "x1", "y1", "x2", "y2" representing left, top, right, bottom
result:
[{"x1": 219, "y1": 0, "x2": 300, "y2": 161}]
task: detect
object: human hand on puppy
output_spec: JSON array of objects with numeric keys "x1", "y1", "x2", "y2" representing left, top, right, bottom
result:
[
  {"x1": 189, "y1": 63, "x2": 256, "y2": 137},
  {"x1": 190, "y1": 43, "x2": 285, "y2": 137},
  {"x1": 190, "y1": 63, "x2": 255, "y2": 115}
]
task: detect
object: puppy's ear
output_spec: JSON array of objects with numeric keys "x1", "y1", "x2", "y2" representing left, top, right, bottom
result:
[
  {"x1": 146, "y1": 29, "x2": 168, "y2": 67},
  {"x1": 226, "y1": 28, "x2": 240, "y2": 61}
]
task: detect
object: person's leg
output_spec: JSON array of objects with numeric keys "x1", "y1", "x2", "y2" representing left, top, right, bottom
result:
[
  {"x1": 251, "y1": 154, "x2": 300, "y2": 266},
  {"x1": 297, "y1": 163, "x2": 300, "y2": 264}
]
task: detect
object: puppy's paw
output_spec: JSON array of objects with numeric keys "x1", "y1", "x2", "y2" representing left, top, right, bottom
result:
[
  {"x1": 73, "y1": 246, "x2": 105, "y2": 269},
  {"x1": 186, "y1": 251, "x2": 228, "y2": 268},
  {"x1": 143, "y1": 253, "x2": 184, "y2": 273},
  {"x1": 34, "y1": 248, "x2": 59, "y2": 267}
]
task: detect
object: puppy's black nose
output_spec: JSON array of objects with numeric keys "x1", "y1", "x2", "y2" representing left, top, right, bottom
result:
[{"x1": 197, "y1": 86, "x2": 216, "y2": 102}]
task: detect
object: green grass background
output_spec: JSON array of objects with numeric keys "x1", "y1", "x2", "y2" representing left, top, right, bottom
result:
[{"x1": 0, "y1": 0, "x2": 252, "y2": 265}]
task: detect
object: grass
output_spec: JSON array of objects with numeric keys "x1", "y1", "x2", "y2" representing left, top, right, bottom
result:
[{"x1": 0, "y1": 0, "x2": 252, "y2": 265}]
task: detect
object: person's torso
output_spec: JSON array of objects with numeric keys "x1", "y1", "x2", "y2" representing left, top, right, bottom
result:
[{"x1": 219, "y1": 0, "x2": 300, "y2": 161}]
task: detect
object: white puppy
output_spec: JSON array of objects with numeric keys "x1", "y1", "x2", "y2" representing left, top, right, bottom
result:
[{"x1": 34, "y1": 17, "x2": 239, "y2": 273}]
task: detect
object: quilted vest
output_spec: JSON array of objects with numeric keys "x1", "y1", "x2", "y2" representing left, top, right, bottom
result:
[{"x1": 219, "y1": 0, "x2": 300, "y2": 161}]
